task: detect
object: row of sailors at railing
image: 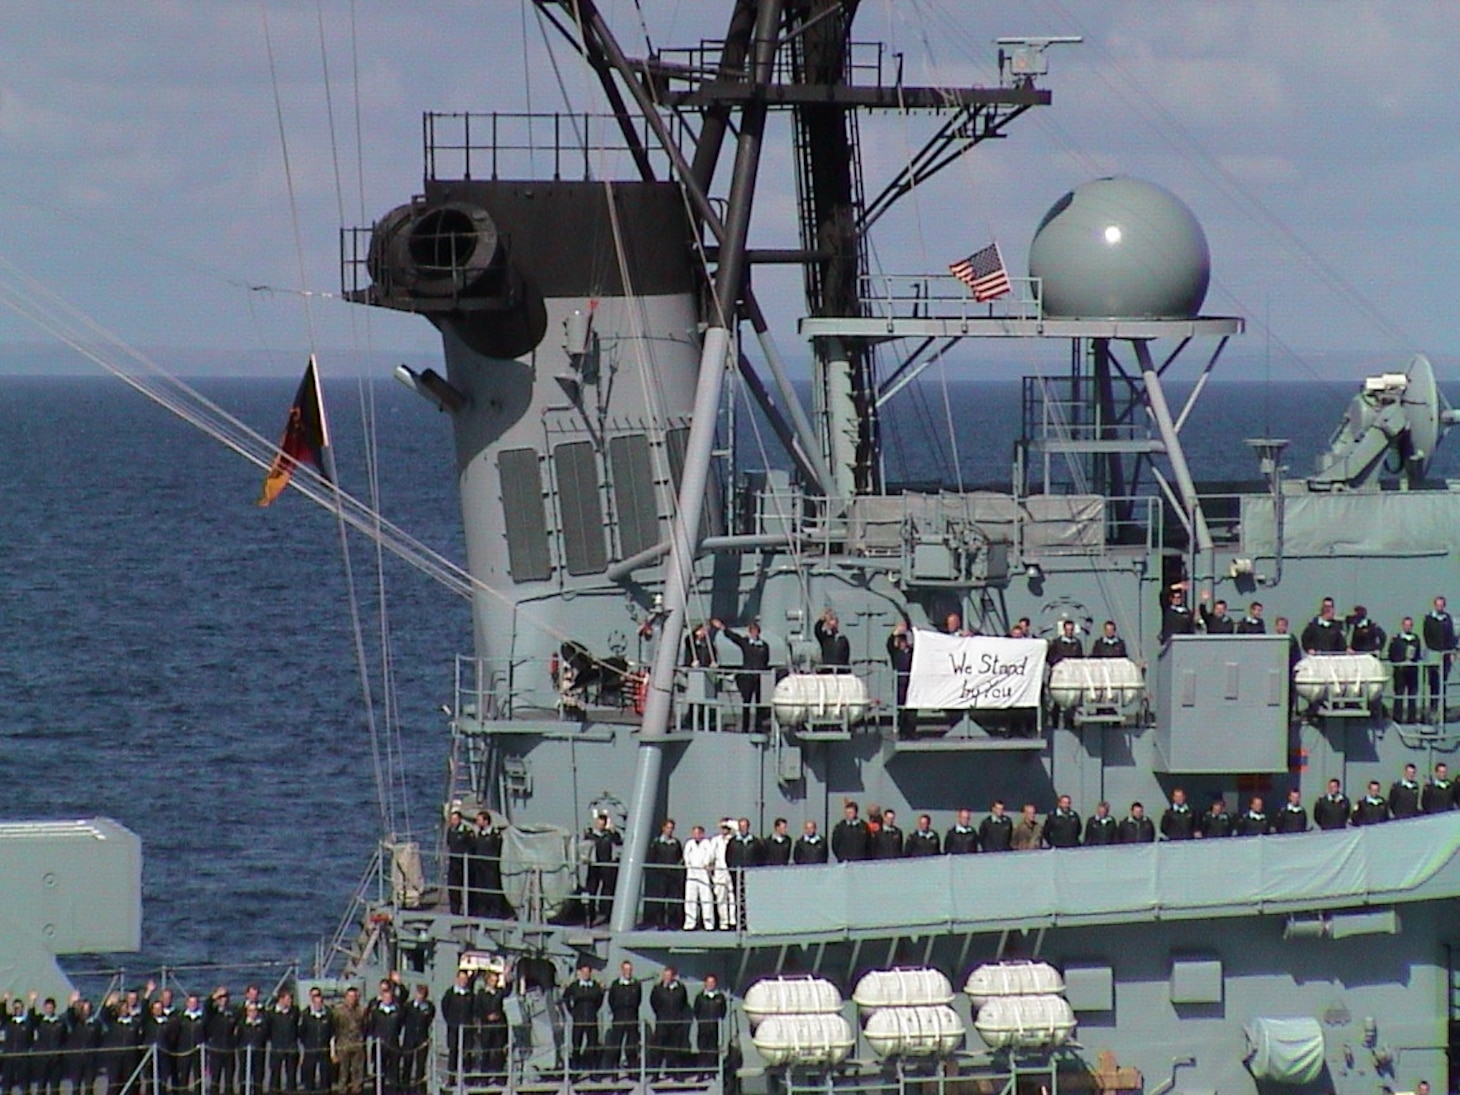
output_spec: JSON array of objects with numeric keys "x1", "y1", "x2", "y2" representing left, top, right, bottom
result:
[
  {"x1": 0, "y1": 967, "x2": 729, "y2": 1095},
  {"x1": 631, "y1": 768, "x2": 1456, "y2": 930},
  {"x1": 438, "y1": 760, "x2": 1459, "y2": 931},
  {"x1": 1161, "y1": 586, "x2": 1457, "y2": 660},
  {"x1": 669, "y1": 593, "x2": 1460, "y2": 728},
  {"x1": 0, "y1": 979, "x2": 428, "y2": 1095}
]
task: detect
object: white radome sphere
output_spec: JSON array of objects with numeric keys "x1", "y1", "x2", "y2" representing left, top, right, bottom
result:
[{"x1": 1028, "y1": 177, "x2": 1210, "y2": 319}]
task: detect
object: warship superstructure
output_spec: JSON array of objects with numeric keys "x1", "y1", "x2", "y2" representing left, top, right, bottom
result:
[
  {"x1": 329, "y1": 4, "x2": 1460, "y2": 1095},
  {"x1": 15, "y1": 4, "x2": 1460, "y2": 1095}
]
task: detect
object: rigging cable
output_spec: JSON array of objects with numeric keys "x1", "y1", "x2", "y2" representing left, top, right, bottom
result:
[
  {"x1": 0, "y1": 251, "x2": 643, "y2": 678},
  {"x1": 265, "y1": 0, "x2": 397, "y2": 840},
  {"x1": 316, "y1": 0, "x2": 414, "y2": 842}
]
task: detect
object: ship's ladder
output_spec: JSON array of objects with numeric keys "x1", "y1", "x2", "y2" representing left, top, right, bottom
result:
[{"x1": 316, "y1": 844, "x2": 387, "y2": 977}]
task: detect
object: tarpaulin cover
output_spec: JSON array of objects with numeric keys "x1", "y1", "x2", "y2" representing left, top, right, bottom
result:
[
  {"x1": 1242, "y1": 492, "x2": 1451, "y2": 556},
  {"x1": 1245, "y1": 1017, "x2": 1325, "y2": 1083},
  {"x1": 500, "y1": 824, "x2": 576, "y2": 918},
  {"x1": 742, "y1": 813, "x2": 1460, "y2": 937}
]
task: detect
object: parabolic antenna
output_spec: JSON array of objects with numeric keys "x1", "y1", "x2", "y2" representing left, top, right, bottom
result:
[{"x1": 1399, "y1": 352, "x2": 1458, "y2": 479}]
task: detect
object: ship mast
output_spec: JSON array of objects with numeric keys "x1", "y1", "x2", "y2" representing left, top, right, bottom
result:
[{"x1": 547, "y1": 0, "x2": 1054, "y2": 932}]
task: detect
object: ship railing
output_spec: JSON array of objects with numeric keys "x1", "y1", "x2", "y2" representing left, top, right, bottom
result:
[
  {"x1": 431, "y1": 1013, "x2": 727, "y2": 1095},
  {"x1": 779, "y1": 1047, "x2": 1070, "y2": 1095},
  {"x1": 59, "y1": 960, "x2": 302, "y2": 1012},
  {"x1": 651, "y1": 37, "x2": 890, "y2": 89},
  {"x1": 422, "y1": 111, "x2": 690, "y2": 183},
  {"x1": 52, "y1": 1043, "x2": 161, "y2": 1095},
  {"x1": 856, "y1": 271, "x2": 1044, "y2": 323},
  {"x1": 453, "y1": 652, "x2": 1137, "y2": 741},
  {"x1": 455, "y1": 653, "x2": 643, "y2": 725}
]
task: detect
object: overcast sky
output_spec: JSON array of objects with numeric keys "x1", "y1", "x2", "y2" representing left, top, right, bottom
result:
[{"x1": 1, "y1": 1, "x2": 1457, "y2": 382}]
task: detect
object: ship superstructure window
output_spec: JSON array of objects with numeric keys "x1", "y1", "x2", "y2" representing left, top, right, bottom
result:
[
  {"x1": 554, "y1": 441, "x2": 608, "y2": 575},
  {"x1": 609, "y1": 433, "x2": 659, "y2": 559},
  {"x1": 498, "y1": 448, "x2": 552, "y2": 582}
]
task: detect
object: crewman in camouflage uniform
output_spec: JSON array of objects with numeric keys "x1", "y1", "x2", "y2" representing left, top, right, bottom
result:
[{"x1": 329, "y1": 989, "x2": 365, "y2": 1095}]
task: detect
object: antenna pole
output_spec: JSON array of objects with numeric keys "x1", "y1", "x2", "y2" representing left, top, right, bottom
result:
[{"x1": 611, "y1": 0, "x2": 786, "y2": 935}]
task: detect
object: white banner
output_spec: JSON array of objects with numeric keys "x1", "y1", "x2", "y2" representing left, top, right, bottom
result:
[{"x1": 905, "y1": 631, "x2": 1047, "y2": 709}]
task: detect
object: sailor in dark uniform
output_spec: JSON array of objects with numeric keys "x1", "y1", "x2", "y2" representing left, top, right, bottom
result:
[
  {"x1": 364, "y1": 987, "x2": 402, "y2": 1095},
  {"x1": 1047, "y1": 619, "x2": 1083, "y2": 665},
  {"x1": 172, "y1": 996, "x2": 206, "y2": 1095},
  {"x1": 468, "y1": 810, "x2": 505, "y2": 918},
  {"x1": 1423, "y1": 762, "x2": 1456, "y2": 813},
  {"x1": 762, "y1": 819, "x2": 793, "y2": 866},
  {"x1": 1352, "y1": 781, "x2": 1390, "y2": 825},
  {"x1": 1346, "y1": 606, "x2": 1385, "y2": 654},
  {"x1": 235, "y1": 1005, "x2": 268, "y2": 1095},
  {"x1": 712, "y1": 619, "x2": 772, "y2": 731},
  {"x1": 813, "y1": 610, "x2": 851, "y2": 672},
  {"x1": 1199, "y1": 593, "x2": 1235, "y2": 634},
  {"x1": 1159, "y1": 789, "x2": 1196, "y2": 840},
  {"x1": 726, "y1": 819, "x2": 763, "y2": 872},
  {"x1": 691, "y1": 976, "x2": 728, "y2": 1074},
  {"x1": 105, "y1": 991, "x2": 146, "y2": 1095},
  {"x1": 64, "y1": 998, "x2": 102, "y2": 1095},
  {"x1": 726, "y1": 819, "x2": 762, "y2": 924},
  {"x1": 263, "y1": 990, "x2": 300, "y2": 1095},
  {"x1": 297, "y1": 989, "x2": 332, "y2": 1095},
  {"x1": 1235, "y1": 602, "x2": 1267, "y2": 634},
  {"x1": 1422, "y1": 595, "x2": 1456, "y2": 716},
  {"x1": 400, "y1": 986, "x2": 434, "y2": 1095},
  {"x1": 1117, "y1": 803, "x2": 1155, "y2": 843},
  {"x1": 3, "y1": 999, "x2": 32, "y2": 1095},
  {"x1": 1389, "y1": 763, "x2": 1422, "y2": 819},
  {"x1": 644, "y1": 820, "x2": 684, "y2": 928},
  {"x1": 1234, "y1": 796, "x2": 1271, "y2": 836},
  {"x1": 1043, "y1": 795, "x2": 1082, "y2": 848},
  {"x1": 1159, "y1": 584, "x2": 1196, "y2": 643},
  {"x1": 444, "y1": 810, "x2": 472, "y2": 915},
  {"x1": 138, "y1": 998, "x2": 174, "y2": 1095},
  {"x1": 1083, "y1": 802, "x2": 1119, "y2": 845},
  {"x1": 945, "y1": 808, "x2": 979, "y2": 854},
  {"x1": 886, "y1": 623, "x2": 915, "y2": 737},
  {"x1": 1197, "y1": 798, "x2": 1233, "y2": 838},
  {"x1": 1089, "y1": 621, "x2": 1127, "y2": 658},
  {"x1": 583, "y1": 813, "x2": 623, "y2": 926},
  {"x1": 872, "y1": 809, "x2": 904, "y2": 859},
  {"x1": 1312, "y1": 779, "x2": 1350, "y2": 830},
  {"x1": 904, "y1": 814, "x2": 942, "y2": 856},
  {"x1": 830, "y1": 801, "x2": 870, "y2": 862},
  {"x1": 682, "y1": 624, "x2": 715, "y2": 670},
  {"x1": 436, "y1": 973, "x2": 474, "y2": 1083},
  {"x1": 30, "y1": 997, "x2": 69, "y2": 1095},
  {"x1": 1300, "y1": 598, "x2": 1346, "y2": 653},
  {"x1": 1274, "y1": 789, "x2": 1309, "y2": 834},
  {"x1": 647, "y1": 969, "x2": 690, "y2": 1077},
  {"x1": 1044, "y1": 620, "x2": 1084, "y2": 728},
  {"x1": 604, "y1": 963, "x2": 642, "y2": 1074},
  {"x1": 979, "y1": 802, "x2": 1013, "y2": 852},
  {"x1": 475, "y1": 970, "x2": 511, "y2": 1080},
  {"x1": 561, "y1": 966, "x2": 604, "y2": 1074},
  {"x1": 1389, "y1": 619, "x2": 1423, "y2": 722},
  {"x1": 791, "y1": 821, "x2": 828, "y2": 864}
]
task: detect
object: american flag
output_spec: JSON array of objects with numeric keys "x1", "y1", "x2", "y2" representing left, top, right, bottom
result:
[{"x1": 948, "y1": 242, "x2": 1011, "y2": 302}]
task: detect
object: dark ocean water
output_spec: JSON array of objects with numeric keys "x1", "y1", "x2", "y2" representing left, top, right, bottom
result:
[{"x1": 0, "y1": 372, "x2": 1431, "y2": 985}]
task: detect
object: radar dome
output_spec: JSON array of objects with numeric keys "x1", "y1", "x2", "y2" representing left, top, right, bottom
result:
[{"x1": 1028, "y1": 177, "x2": 1210, "y2": 319}]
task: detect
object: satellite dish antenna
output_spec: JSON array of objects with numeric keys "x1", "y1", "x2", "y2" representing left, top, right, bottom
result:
[{"x1": 1399, "y1": 353, "x2": 1459, "y2": 481}]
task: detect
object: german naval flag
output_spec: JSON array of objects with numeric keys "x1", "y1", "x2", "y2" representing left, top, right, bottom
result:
[{"x1": 257, "y1": 356, "x2": 331, "y2": 507}]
